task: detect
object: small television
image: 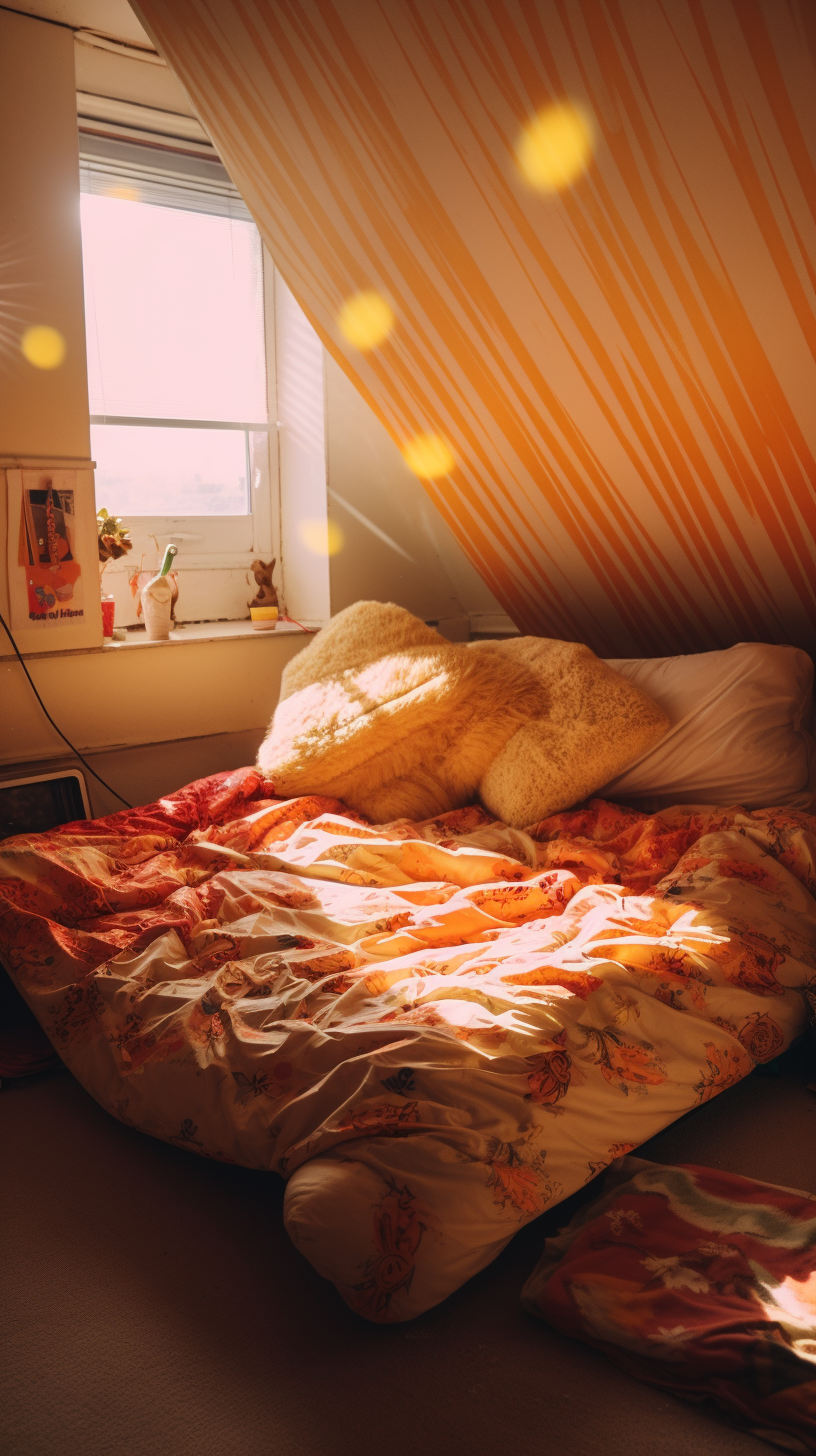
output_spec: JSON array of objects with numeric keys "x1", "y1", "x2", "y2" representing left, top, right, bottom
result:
[{"x1": 0, "y1": 769, "x2": 91, "y2": 840}]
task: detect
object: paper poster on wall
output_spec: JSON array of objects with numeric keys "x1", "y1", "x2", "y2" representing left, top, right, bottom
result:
[
  {"x1": 5, "y1": 465, "x2": 99, "y2": 649},
  {"x1": 21, "y1": 483, "x2": 84, "y2": 621}
]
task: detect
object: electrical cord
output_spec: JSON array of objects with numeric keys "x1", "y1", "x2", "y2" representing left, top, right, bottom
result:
[
  {"x1": 278, "y1": 613, "x2": 316, "y2": 633},
  {"x1": 0, "y1": 607, "x2": 132, "y2": 809}
]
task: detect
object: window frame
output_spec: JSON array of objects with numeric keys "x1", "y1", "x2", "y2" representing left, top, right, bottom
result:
[{"x1": 78, "y1": 130, "x2": 279, "y2": 614}]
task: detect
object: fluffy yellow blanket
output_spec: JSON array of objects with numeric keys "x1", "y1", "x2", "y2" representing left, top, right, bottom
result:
[{"x1": 257, "y1": 602, "x2": 669, "y2": 826}]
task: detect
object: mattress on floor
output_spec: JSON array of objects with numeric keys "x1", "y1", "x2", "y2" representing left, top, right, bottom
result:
[{"x1": 1, "y1": 766, "x2": 814, "y2": 1322}]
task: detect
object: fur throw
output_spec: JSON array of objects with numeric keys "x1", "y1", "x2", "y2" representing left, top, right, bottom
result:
[{"x1": 257, "y1": 601, "x2": 669, "y2": 827}]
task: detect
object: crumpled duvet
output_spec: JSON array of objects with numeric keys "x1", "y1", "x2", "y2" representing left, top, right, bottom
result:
[{"x1": 1, "y1": 767, "x2": 814, "y2": 1321}]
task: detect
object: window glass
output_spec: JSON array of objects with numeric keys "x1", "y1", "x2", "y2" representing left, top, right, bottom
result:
[
  {"x1": 90, "y1": 423, "x2": 250, "y2": 516},
  {"x1": 80, "y1": 185, "x2": 268, "y2": 519},
  {"x1": 81, "y1": 193, "x2": 266, "y2": 422}
]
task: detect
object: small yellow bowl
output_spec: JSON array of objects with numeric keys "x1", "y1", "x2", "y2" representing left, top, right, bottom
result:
[{"x1": 250, "y1": 605, "x2": 278, "y2": 631}]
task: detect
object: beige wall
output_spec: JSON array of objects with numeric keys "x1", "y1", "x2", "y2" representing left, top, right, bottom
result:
[
  {"x1": 325, "y1": 355, "x2": 504, "y2": 629},
  {"x1": 0, "y1": 631, "x2": 308, "y2": 800},
  {"x1": 0, "y1": 10, "x2": 91, "y2": 462},
  {"x1": 1, "y1": 634, "x2": 305, "y2": 763},
  {"x1": 0, "y1": 9, "x2": 98, "y2": 662}
]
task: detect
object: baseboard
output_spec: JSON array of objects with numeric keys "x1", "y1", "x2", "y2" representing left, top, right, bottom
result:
[
  {"x1": 0, "y1": 727, "x2": 266, "y2": 819},
  {"x1": 468, "y1": 612, "x2": 520, "y2": 637}
]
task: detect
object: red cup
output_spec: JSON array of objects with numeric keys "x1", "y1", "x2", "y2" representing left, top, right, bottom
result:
[{"x1": 101, "y1": 596, "x2": 115, "y2": 638}]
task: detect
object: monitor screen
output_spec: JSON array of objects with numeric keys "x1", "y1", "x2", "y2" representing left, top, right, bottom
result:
[{"x1": 0, "y1": 772, "x2": 90, "y2": 840}]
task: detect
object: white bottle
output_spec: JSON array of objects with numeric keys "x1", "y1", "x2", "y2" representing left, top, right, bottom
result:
[{"x1": 142, "y1": 544, "x2": 178, "y2": 641}]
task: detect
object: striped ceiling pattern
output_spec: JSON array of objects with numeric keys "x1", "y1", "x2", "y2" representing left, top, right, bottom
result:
[{"x1": 134, "y1": 0, "x2": 816, "y2": 656}]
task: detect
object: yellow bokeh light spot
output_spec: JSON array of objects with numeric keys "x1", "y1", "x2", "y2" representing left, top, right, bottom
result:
[
  {"x1": 106, "y1": 184, "x2": 140, "y2": 202},
  {"x1": 401, "y1": 433, "x2": 455, "y2": 480},
  {"x1": 21, "y1": 325, "x2": 66, "y2": 370},
  {"x1": 337, "y1": 291, "x2": 395, "y2": 351},
  {"x1": 516, "y1": 102, "x2": 594, "y2": 192},
  {"x1": 298, "y1": 518, "x2": 345, "y2": 556}
]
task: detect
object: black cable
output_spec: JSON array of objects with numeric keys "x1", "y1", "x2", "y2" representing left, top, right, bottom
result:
[{"x1": 0, "y1": 607, "x2": 132, "y2": 810}]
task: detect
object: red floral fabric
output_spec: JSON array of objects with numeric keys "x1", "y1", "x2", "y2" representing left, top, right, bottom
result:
[{"x1": 523, "y1": 1157, "x2": 816, "y2": 1452}]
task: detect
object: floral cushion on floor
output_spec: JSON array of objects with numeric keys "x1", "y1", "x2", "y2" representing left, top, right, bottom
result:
[{"x1": 522, "y1": 1157, "x2": 816, "y2": 1453}]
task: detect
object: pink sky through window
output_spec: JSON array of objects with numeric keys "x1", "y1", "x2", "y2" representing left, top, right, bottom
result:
[{"x1": 81, "y1": 194, "x2": 267, "y2": 423}]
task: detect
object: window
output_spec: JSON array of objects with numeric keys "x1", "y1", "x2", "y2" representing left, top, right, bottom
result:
[{"x1": 79, "y1": 135, "x2": 275, "y2": 587}]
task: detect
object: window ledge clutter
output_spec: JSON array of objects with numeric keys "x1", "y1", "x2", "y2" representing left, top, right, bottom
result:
[
  {"x1": 97, "y1": 508, "x2": 132, "y2": 639},
  {"x1": 92, "y1": 538, "x2": 311, "y2": 649},
  {"x1": 140, "y1": 544, "x2": 179, "y2": 640},
  {"x1": 98, "y1": 618, "x2": 313, "y2": 651},
  {"x1": 248, "y1": 556, "x2": 279, "y2": 630}
]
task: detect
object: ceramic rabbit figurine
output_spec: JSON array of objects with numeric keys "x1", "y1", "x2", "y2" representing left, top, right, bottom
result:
[{"x1": 248, "y1": 559, "x2": 278, "y2": 610}]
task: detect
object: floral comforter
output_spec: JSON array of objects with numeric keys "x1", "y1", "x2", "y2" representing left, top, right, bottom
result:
[{"x1": 1, "y1": 767, "x2": 815, "y2": 1322}]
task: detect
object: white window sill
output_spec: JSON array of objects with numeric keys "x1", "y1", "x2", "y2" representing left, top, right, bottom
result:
[
  {"x1": 1, "y1": 618, "x2": 318, "y2": 663},
  {"x1": 104, "y1": 619, "x2": 316, "y2": 650}
]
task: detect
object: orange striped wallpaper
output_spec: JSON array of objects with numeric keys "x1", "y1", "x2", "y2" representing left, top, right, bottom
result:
[{"x1": 134, "y1": 0, "x2": 816, "y2": 656}]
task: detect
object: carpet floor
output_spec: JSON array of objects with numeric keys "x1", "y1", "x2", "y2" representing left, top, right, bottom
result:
[{"x1": 3, "y1": 1052, "x2": 816, "y2": 1456}]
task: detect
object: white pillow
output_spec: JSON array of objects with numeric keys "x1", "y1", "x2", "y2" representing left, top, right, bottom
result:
[{"x1": 598, "y1": 643, "x2": 815, "y2": 810}]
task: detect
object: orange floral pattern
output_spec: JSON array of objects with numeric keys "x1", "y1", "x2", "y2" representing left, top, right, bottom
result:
[
  {"x1": 717, "y1": 858, "x2": 779, "y2": 892},
  {"x1": 335, "y1": 1101, "x2": 422, "y2": 1138},
  {"x1": 525, "y1": 1033, "x2": 573, "y2": 1108},
  {"x1": 706, "y1": 928, "x2": 788, "y2": 996},
  {"x1": 694, "y1": 1042, "x2": 753, "y2": 1103},
  {"x1": 483, "y1": 1138, "x2": 561, "y2": 1219},
  {"x1": 347, "y1": 1179, "x2": 426, "y2": 1321},
  {"x1": 737, "y1": 1012, "x2": 785, "y2": 1064},
  {"x1": 501, "y1": 966, "x2": 602, "y2": 999},
  {"x1": 579, "y1": 1027, "x2": 668, "y2": 1095}
]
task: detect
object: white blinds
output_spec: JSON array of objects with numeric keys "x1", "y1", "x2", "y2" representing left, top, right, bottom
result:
[{"x1": 79, "y1": 133, "x2": 253, "y2": 222}]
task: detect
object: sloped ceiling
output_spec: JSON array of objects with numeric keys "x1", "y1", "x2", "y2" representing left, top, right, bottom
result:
[
  {"x1": 135, "y1": 2, "x2": 816, "y2": 652},
  {"x1": 3, "y1": 1, "x2": 152, "y2": 46}
]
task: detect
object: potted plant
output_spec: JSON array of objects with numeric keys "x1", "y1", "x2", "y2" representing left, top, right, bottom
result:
[{"x1": 97, "y1": 508, "x2": 132, "y2": 638}]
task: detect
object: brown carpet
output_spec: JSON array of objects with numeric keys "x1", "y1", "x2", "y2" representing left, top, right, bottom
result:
[{"x1": 2, "y1": 1053, "x2": 815, "y2": 1456}]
